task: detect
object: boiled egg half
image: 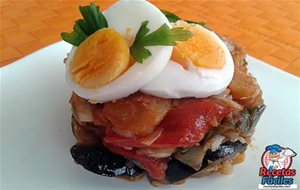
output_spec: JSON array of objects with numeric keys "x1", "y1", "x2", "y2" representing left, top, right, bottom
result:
[
  {"x1": 65, "y1": 0, "x2": 172, "y2": 103},
  {"x1": 141, "y1": 20, "x2": 234, "y2": 98}
]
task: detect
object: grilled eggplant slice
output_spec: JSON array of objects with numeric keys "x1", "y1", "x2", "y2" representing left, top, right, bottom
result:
[
  {"x1": 166, "y1": 140, "x2": 247, "y2": 183},
  {"x1": 166, "y1": 158, "x2": 198, "y2": 183},
  {"x1": 205, "y1": 140, "x2": 247, "y2": 161},
  {"x1": 70, "y1": 145, "x2": 144, "y2": 178},
  {"x1": 236, "y1": 105, "x2": 266, "y2": 135}
]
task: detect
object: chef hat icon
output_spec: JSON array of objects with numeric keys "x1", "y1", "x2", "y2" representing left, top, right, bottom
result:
[{"x1": 266, "y1": 144, "x2": 282, "y2": 154}]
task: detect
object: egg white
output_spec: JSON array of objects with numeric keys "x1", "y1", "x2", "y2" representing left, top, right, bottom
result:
[
  {"x1": 141, "y1": 31, "x2": 234, "y2": 99},
  {"x1": 65, "y1": 0, "x2": 172, "y2": 102}
]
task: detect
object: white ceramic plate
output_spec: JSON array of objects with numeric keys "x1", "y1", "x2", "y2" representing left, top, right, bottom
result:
[{"x1": 1, "y1": 42, "x2": 300, "y2": 190}]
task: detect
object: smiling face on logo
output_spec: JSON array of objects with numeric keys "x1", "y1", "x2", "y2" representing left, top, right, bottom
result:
[{"x1": 269, "y1": 153, "x2": 281, "y2": 161}]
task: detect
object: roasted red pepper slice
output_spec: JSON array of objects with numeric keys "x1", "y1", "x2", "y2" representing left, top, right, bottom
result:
[{"x1": 104, "y1": 99, "x2": 231, "y2": 148}]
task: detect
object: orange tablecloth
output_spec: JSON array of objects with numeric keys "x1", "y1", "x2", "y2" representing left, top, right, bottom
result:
[{"x1": 0, "y1": 0, "x2": 299, "y2": 76}]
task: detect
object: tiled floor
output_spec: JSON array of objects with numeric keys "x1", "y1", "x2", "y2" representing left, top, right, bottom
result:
[{"x1": 0, "y1": 0, "x2": 299, "y2": 76}]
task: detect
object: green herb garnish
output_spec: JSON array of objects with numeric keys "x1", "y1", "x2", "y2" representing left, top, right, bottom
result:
[
  {"x1": 61, "y1": 3, "x2": 108, "y2": 46},
  {"x1": 176, "y1": 147, "x2": 189, "y2": 153},
  {"x1": 161, "y1": 9, "x2": 206, "y2": 26},
  {"x1": 130, "y1": 21, "x2": 192, "y2": 63},
  {"x1": 61, "y1": 3, "x2": 193, "y2": 63}
]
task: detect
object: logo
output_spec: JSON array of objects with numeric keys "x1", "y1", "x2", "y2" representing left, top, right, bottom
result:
[{"x1": 259, "y1": 144, "x2": 297, "y2": 189}]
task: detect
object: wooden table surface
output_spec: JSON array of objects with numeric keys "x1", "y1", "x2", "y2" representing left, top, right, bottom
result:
[{"x1": 0, "y1": 0, "x2": 299, "y2": 77}]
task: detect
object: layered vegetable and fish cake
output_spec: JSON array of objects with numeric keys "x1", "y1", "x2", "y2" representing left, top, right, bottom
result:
[{"x1": 61, "y1": 1, "x2": 265, "y2": 185}]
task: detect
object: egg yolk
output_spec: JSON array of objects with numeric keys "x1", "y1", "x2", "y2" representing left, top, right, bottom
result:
[
  {"x1": 171, "y1": 47, "x2": 189, "y2": 70},
  {"x1": 172, "y1": 21, "x2": 225, "y2": 69},
  {"x1": 70, "y1": 28, "x2": 130, "y2": 89}
]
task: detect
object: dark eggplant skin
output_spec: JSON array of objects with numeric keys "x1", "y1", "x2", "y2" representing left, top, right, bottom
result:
[
  {"x1": 71, "y1": 141, "x2": 246, "y2": 183},
  {"x1": 205, "y1": 140, "x2": 247, "y2": 161},
  {"x1": 165, "y1": 158, "x2": 198, "y2": 183},
  {"x1": 70, "y1": 145, "x2": 143, "y2": 177},
  {"x1": 249, "y1": 105, "x2": 266, "y2": 130},
  {"x1": 236, "y1": 105, "x2": 266, "y2": 134},
  {"x1": 166, "y1": 140, "x2": 247, "y2": 184}
]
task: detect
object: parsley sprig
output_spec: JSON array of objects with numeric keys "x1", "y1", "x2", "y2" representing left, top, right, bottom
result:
[
  {"x1": 61, "y1": 3, "x2": 107, "y2": 46},
  {"x1": 61, "y1": 3, "x2": 193, "y2": 63},
  {"x1": 130, "y1": 21, "x2": 192, "y2": 63},
  {"x1": 161, "y1": 10, "x2": 206, "y2": 26}
]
